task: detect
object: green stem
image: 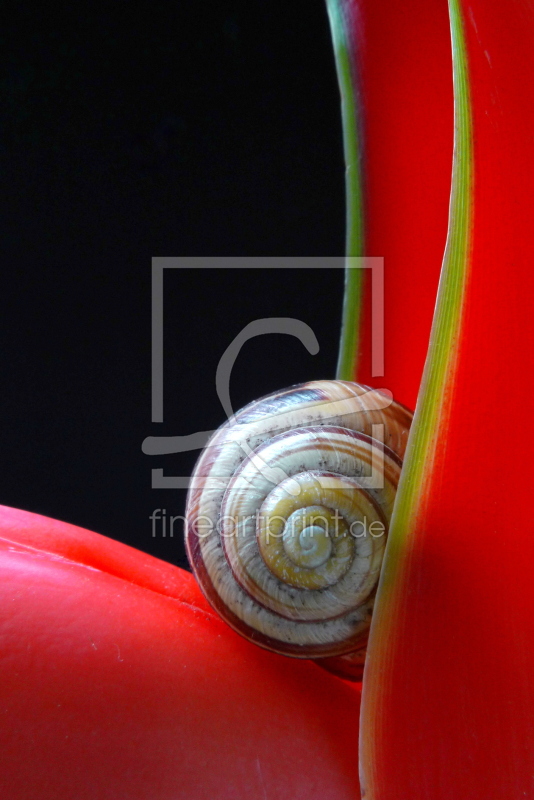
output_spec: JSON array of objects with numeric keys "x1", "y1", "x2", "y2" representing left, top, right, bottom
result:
[
  {"x1": 380, "y1": 0, "x2": 473, "y2": 569},
  {"x1": 326, "y1": 0, "x2": 365, "y2": 381}
]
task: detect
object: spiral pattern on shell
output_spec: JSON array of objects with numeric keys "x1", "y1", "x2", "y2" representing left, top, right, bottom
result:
[{"x1": 185, "y1": 380, "x2": 412, "y2": 663}]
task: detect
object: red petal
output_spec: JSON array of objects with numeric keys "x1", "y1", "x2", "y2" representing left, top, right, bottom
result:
[
  {"x1": 1, "y1": 505, "x2": 361, "y2": 798},
  {"x1": 337, "y1": 0, "x2": 454, "y2": 409},
  {"x1": 360, "y1": 1, "x2": 534, "y2": 797}
]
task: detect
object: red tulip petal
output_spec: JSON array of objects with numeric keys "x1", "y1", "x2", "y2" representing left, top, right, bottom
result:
[
  {"x1": 360, "y1": 1, "x2": 534, "y2": 797},
  {"x1": 329, "y1": 0, "x2": 453, "y2": 409},
  {"x1": 0, "y1": 503, "x2": 211, "y2": 613},
  {"x1": 1, "y1": 505, "x2": 361, "y2": 798}
]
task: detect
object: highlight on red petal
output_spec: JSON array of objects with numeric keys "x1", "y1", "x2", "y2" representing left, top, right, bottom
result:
[
  {"x1": 0, "y1": 503, "x2": 212, "y2": 613},
  {"x1": 0, "y1": 505, "x2": 362, "y2": 799},
  {"x1": 360, "y1": 0, "x2": 534, "y2": 797},
  {"x1": 328, "y1": 0, "x2": 454, "y2": 410}
]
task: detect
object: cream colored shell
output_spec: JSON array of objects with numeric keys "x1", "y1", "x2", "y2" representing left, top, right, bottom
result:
[{"x1": 185, "y1": 380, "x2": 412, "y2": 658}]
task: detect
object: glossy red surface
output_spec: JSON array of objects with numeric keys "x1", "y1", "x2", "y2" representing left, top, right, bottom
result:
[
  {"x1": 0, "y1": 505, "x2": 361, "y2": 799},
  {"x1": 347, "y1": 0, "x2": 454, "y2": 410},
  {"x1": 359, "y1": 1, "x2": 534, "y2": 797}
]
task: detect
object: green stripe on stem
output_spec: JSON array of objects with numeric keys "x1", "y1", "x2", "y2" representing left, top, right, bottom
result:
[
  {"x1": 374, "y1": 0, "x2": 473, "y2": 587},
  {"x1": 326, "y1": 0, "x2": 365, "y2": 381}
]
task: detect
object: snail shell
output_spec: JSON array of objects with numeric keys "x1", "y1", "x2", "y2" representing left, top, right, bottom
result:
[{"x1": 185, "y1": 380, "x2": 412, "y2": 677}]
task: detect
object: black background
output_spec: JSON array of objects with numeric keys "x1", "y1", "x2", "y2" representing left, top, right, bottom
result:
[{"x1": 1, "y1": 1, "x2": 346, "y2": 568}]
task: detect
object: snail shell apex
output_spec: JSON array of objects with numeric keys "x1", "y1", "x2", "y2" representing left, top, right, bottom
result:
[{"x1": 185, "y1": 380, "x2": 412, "y2": 670}]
